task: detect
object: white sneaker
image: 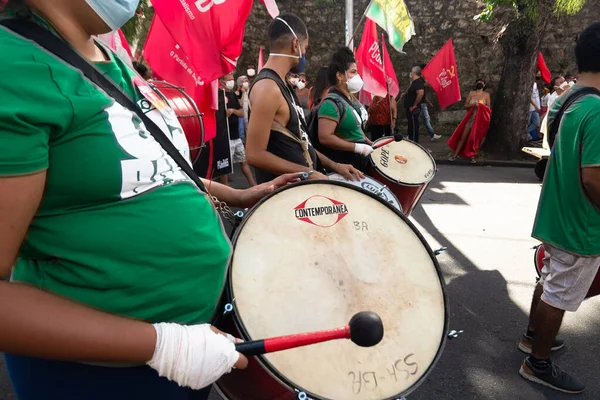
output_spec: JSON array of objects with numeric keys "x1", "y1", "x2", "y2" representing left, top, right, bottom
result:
[{"x1": 431, "y1": 134, "x2": 442, "y2": 141}]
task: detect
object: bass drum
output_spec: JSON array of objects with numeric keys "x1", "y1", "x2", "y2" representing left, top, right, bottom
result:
[
  {"x1": 368, "y1": 137, "x2": 436, "y2": 216},
  {"x1": 534, "y1": 244, "x2": 600, "y2": 298},
  {"x1": 149, "y1": 80, "x2": 204, "y2": 164},
  {"x1": 216, "y1": 181, "x2": 448, "y2": 400}
]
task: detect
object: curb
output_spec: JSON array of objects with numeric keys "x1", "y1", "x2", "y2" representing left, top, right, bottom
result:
[{"x1": 434, "y1": 159, "x2": 536, "y2": 168}]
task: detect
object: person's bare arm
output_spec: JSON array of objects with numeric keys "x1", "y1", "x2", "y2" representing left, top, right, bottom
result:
[
  {"x1": 411, "y1": 89, "x2": 424, "y2": 109},
  {"x1": 318, "y1": 117, "x2": 356, "y2": 152},
  {"x1": 0, "y1": 172, "x2": 156, "y2": 363},
  {"x1": 227, "y1": 108, "x2": 244, "y2": 118},
  {"x1": 530, "y1": 99, "x2": 541, "y2": 113},
  {"x1": 246, "y1": 80, "x2": 312, "y2": 175},
  {"x1": 315, "y1": 151, "x2": 364, "y2": 181},
  {"x1": 464, "y1": 92, "x2": 473, "y2": 109},
  {"x1": 582, "y1": 167, "x2": 600, "y2": 208},
  {"x1": 391, "y1": 96, "x2": 397, "y2": 125}
]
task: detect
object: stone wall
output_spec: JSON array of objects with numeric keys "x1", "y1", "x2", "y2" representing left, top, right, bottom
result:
[{"x1": 237, "y1": 0, "x2": 600, "y2": 122}]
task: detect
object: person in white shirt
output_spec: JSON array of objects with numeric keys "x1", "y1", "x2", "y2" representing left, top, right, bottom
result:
[{"x1": 528, "y1": 82, "x2": 542, "y2": 140}]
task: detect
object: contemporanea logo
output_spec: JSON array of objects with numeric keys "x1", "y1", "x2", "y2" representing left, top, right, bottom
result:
[{"x1": 294, "y1": 196, "x2": 349, "y2": 228}]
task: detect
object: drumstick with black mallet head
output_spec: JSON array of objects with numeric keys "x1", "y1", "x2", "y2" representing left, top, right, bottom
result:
[
  {"x1": 235, "y1": 311, "x2": 384, "y2": 357},
  {"x1": 372, "y1": 133, "x2": 403, "y2": 150}
]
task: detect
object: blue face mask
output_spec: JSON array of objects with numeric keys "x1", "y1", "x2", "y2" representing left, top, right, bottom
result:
[
  {"x1": 85, "y1": 0, "x2": 140, "y2": 31},
  {"x1": 269, "y1": 17, "x2": 306, "y2": 73}
]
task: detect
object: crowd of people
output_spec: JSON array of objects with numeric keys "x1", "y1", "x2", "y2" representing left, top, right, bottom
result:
[{"x1": 1, "y1": 0, "x2": 600, "y2": 398}]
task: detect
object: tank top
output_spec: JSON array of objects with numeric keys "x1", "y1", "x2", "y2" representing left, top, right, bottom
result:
[{"x1": 249, "y1": 69, "x2": 318, "y2": 184}]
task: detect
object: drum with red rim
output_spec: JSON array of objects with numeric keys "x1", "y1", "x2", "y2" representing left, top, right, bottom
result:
[
  {"x1": 149, "y1": 80, "x2": 204, "y2": 164},
  {"x1": 216, "y1": 180, "x2": 447, "y2": 400},
  {"x1": 533, "y1": 244, "x2": 600, "y2": 299},
  {"x1": 368, "y1": 137, "x2": 436, "y2": 216}
]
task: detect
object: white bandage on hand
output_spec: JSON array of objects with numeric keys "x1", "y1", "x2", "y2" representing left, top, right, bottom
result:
[
  {"x1": 354, "y1": 143, "x2": 374, "y2": 156},
  {"x1": 148, "y1": 323, "x2": 240, "y2": 390}
]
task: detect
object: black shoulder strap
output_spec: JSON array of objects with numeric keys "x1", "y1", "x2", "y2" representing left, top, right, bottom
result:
[
  {"x1": 322, "y1": 93, "x2": 347, "y2": 123},
  {"x1": 0, "y1": 19, "x2": 208, "y2": 194},
  {"x1": 548, "y1": 87, "x2": 600, "y2": 149}
]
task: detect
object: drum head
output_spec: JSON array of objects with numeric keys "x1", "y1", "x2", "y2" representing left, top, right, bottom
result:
[
  {"x1": 370, "y1": 138, "x2": 436, "y2": 186},
  {"x1": 230, "y1": 181, "x2": 447, "y2": 400},
  {"x1": 328, "y1": 173, "x2": 402, "y2": 213}
]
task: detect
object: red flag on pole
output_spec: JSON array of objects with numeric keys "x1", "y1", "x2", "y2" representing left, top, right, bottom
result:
[
  {"x1": 355, "y1": 18, "x2": 387, "y2": 98},
  {"x1": 422, "y1": 39, "x2": 461, "y2": 109},
  {"x1": 381, "y1": 35, "x2": 400, "y2": 98},
  {"x1": 537, "y1": 52, "x2": 551, "y2": 85},
  {"x1": 143, "y1": 16, "x2": 217, "y2": 142},
  {"x1": 151, "y1": 0, "x2": 253, "y2": 83},
  {"x1": 258, "y1": 46, "x2": 265, "y2": 72}
]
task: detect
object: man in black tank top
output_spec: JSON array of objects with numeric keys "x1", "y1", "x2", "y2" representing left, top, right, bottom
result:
[{"x1": 245, "y1": 13, "x2": 364, "y2": 184}]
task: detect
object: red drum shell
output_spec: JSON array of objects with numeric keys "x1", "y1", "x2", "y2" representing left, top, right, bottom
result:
[
  {"x1": 149, "y1": 80, "x2": 204, "y2": 164},
  {"x1": 533, "y1": 244, "x2": 600, "y2": 299}
]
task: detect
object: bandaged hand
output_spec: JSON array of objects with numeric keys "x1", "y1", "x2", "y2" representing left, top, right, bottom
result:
[
  {"x1": 148, "y1": 323, "x2": 247, "y2": 390},
  {"x1": 354, "y1": 143, "x2": 374, "y2": 156}
]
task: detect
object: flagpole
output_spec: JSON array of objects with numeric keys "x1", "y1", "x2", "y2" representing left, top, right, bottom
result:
[
  {"x1": 380, "y1": 32, "x2": 395, "y2": 133},
  {"x1": 347, "y1": 0, "x2": 374, "y2": 47}
]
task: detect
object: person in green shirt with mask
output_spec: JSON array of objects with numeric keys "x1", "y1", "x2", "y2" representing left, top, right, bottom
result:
[
  {"x1": 518, "y1": 21, "x2": 600, "y2": 394},
  {"x1": 0, "y1": 1, "x2": 301, "y2": 399}
]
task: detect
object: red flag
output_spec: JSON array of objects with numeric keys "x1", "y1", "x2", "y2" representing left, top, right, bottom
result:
[
  {"x1": 422, "y1": 39, "x2": 461, "y2": 109},
  {"x1": 356, "y1": 18, "x2": 387, "y2": 98},
  {"x1": 143, "y1": 16, "x2": 217, "y2": 142},
  {"x1": 381, "y1": 35, "x2": 400, "y2": 98},
  {"x1": 537, "y1": 52, "x2": 551, "y2": 85},
  {"x1": 260, "y1": 0, "x2": 280, "y2": 18},
  {"x1": 258, "y1": 46, "x2": 265, "y2": 72},
  {"x1": 151, "y1": 0, "x2": 253, "y2": 84}
]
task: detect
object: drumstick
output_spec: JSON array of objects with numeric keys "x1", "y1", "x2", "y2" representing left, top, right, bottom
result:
[
  {"x1": 372, "y1": 134, "x2": 403, "y2": 149},
  {"x1": 235, "y1": 311, "x2": 384, "y2": 357}
]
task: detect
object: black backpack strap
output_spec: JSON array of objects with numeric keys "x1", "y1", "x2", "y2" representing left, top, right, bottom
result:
[
  {"x1": 321, "y1": 93, "x2": 347, "y2": 124},
  {"x1": 548, "y1": 87, "x2": 600, "y2": 149},
  {"x1": 0, "y1": 18, "x2": 208, "y2": 194}
]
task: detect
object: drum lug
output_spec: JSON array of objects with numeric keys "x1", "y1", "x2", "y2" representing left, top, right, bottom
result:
[
  {"x1": 447, "y1": 329, "x2": 464, "y2": 340},
  {"x1": 223, "y1": 301, "x2": 234, "y2": 315},
  {"x1": 234, "y1": 209, "x2": 247, "y2": 222},
  {"x1": 433, "y1": 247, "x2": 447, "y2": 256},
  {"x1": 295, "y1": 390, "x2": 309, "y2": 400}
]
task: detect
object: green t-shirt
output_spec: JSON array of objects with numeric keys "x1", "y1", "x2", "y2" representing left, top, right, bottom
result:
[
  {"x1": 0, "y1": 23, "x2": 231, "y2": 324},
  {"x1": 318, "y1": 95, "x2": 367, "y2": 142},
  {"x1": 532, "y1": 86, "x2": 600, "y2": 256}
]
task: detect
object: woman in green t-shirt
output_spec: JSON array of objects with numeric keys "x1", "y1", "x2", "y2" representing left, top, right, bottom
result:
[
  {"x1": 317, "y1": 47, "x2": 372, "y2": 171},
  {"x1": 0, "y1": 1, "x2": 301, "y2": 399}
]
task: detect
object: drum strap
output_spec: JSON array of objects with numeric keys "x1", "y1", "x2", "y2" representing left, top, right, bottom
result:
[
  {"x1": 271, "y1": 121, "x2": 314, "y2": 169},
  {"x1": 0, "y1": 18, "x2": 210, "y2": 195}
]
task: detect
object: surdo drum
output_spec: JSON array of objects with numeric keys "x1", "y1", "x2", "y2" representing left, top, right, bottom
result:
[
  {"x1": 327, "y1": 173, "x2": 402, "y2": 213},
  {"x1": 368, "y1": 138, "x2": 437, "y2": 216},
  {"x1": 534, "y1": 244, "x2": 600, "y2": 299},
  {"x1": 215, "y1": 181, "x2": 448, "y2": 400},
  {"x1": 148, "y1": 80, "x2": 205, "y2": 164}
]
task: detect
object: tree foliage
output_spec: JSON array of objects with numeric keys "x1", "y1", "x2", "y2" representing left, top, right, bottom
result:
[{"x1": 120, "y1": 0, "x2": 155, "y2": 53}]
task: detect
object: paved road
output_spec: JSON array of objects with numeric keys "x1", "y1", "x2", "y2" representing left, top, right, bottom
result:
[{"x1": 2, "y1": 165, "x2": 599, "y2": 400}]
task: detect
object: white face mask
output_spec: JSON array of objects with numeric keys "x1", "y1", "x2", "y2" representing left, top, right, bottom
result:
[
  {"x1": 408, "y1": 72, "x2": 413, "y2": 79},
  {"x1": 242, "y1": 82, "x2": 250, "y2": 89},
  {"x1": 347, "y1": 74, "x2": 364, "y2": 93},
  {"x1": 289, "y1": 77, "x2": 299, "y2": 86},
  {"x1": 85, "y1": 0, "x2": 140, "y2": 31},
  {"x1": 296, "y1": 81, "x2": 306, "y2": 90},
  {"x1": 247, "y1": 69, "x2": 256, "y2": 77},
  {"x1": 225, "y1": 80, "x2": 235, "y2": 90}
]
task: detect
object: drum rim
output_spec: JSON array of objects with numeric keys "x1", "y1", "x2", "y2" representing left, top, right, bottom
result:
[
  {"x1": 227, "y1": 179, "x2": 449, "y2": 400},
  {"x1": 369, "y1": 137, "x2": 438, "y2": 186},
  {"x1": 326, "y1": 172, "x2": 402, "y2": 209},
  {"x1": 147, "y1": 80, "x2": 205, "y2": 164}
]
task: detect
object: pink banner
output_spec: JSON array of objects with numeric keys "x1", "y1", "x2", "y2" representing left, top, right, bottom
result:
[
  {"x1": 143, "y1": 16, "x2": 217, "y2": 141},
  {"x1": 151, "y1": 0, "x2": 253, "y2": 83}
]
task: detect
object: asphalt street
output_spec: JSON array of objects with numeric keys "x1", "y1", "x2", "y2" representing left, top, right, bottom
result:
[{"x1": 2, "y1": 164, "x2": 599, "y2": 400}]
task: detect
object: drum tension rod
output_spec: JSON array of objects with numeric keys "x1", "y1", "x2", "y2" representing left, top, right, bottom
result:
[
  {"x1": 433, "y1": 247, "x2": 447, "y2": 256},
  {"x1": 447, "y1": 330, "x2": 464, "y2": 340}
]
